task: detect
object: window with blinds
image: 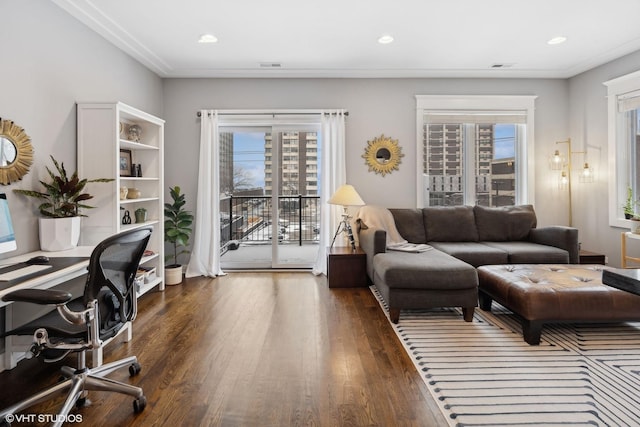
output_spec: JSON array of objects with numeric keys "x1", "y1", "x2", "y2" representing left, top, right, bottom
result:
[
  {"x1": 416, "y1": 96, "x2": 535, "y2": 208},
  {"x1": 605, "y1": 71, "x2": 640, "y2": 227}
]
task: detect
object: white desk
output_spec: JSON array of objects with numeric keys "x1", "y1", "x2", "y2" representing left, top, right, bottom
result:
[
  {"x1": 0, "y1": 247, "x2": 132, "y2": 371},
  {"x1": 0, "y1": 247, "x2": 92, "y2": 308}
]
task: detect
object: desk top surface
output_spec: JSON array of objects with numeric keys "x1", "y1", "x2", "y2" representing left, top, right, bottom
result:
[{"x1": 0, "y1": 247, "x2": 93, "y2": 307}]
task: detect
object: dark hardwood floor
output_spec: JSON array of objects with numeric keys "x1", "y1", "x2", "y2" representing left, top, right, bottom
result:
[{"x1": 0, "y1": 273, "x2": 446, "y2": 426}]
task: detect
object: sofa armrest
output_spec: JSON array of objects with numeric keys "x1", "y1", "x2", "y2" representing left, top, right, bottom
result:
[
  {"x1": 528, "y1": 226, "x2": 579, "y2": 264},
  {"x1": 358, "y1": 227, "x2": 386, "y2": 281}
]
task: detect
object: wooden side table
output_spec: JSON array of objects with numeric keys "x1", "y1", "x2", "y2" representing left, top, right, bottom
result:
[
  {"x1": 621, "y1": 232, "x2": 640, "y2": 268},
  {"x1": 326, "y1": 246, "x2": 367, "y2": 288},
  {"x1": 579, "y1": 249, "x2": 606, "y2": 265}
]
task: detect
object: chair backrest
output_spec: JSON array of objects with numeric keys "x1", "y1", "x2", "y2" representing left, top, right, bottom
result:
[{"x1": 83, "y1": 227, "x2": 152, "y2": 339}]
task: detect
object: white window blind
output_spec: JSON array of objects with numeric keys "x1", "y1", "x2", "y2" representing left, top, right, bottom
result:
[
  {"x1": 617, "y1": 89, "x2": 640, "y2": 112},
  {"x1": 423, "y1": 110, "x2": 528, "y2": 124}
]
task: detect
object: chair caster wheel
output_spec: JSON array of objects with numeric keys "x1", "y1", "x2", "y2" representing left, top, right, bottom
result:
[
  {"x1": 129, "y1": 362, "x2": 142, "y2": 376},
  {"x1": 76, "y1": 396, "x2": 91, "y2": 408},
  {"x1": 133, "y1": 395, "x2": 147, "y2": 413}
]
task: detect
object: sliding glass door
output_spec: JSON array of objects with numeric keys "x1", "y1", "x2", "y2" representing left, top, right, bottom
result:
[{"x1": 219, "y1": 124, "x2": 321, "y2": 269}]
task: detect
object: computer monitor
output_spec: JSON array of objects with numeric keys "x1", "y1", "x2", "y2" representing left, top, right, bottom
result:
[{"x1": 0, "y1": 193, "x2": 17, "y2": 254}]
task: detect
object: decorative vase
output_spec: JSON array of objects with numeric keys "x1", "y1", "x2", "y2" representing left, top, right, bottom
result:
[
  {"x1": 165, "y1": 265, "x2": 183, "y2": 285},
  {"x1": 127, "y1": 188, "x2": 141, "y2": 199},
  {"x1": 39, "y1": 217, "x2": 81, "y2": 251},
  {"x1": 128, "y1": 124, "x2": 142, "y2": 142}
]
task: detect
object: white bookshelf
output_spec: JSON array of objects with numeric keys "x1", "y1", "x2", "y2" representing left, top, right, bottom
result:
[{"x1": 77, "y1": 102, "x2": 165, "y2": 296}]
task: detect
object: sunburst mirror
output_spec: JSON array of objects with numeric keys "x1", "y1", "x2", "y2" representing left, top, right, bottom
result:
[
  {"x1": 0, "y1": 118, "x2": 34, "y2": 185},
  {"x1": 362, "y1": 134, "x2": 403, "y2": 176}
]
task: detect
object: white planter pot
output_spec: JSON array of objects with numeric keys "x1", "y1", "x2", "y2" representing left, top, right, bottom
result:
[
  {"x1": 38, "y1": 217, "x2": 81, "y2": 251},
  {"x1": 632, "y1": 220, "x2": 640, "y2": 234},
  {"x1": 165, "y1": 265, "x2": 183, "y2": 285}
]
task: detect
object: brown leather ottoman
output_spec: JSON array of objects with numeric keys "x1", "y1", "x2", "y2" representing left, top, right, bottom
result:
[{"x1": 477, "y1": 264, "x2": 640, "y2": 345}]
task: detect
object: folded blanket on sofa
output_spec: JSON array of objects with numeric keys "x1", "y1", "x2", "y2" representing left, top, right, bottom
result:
[{"x1": 356, "y1": 205, "x2": 431, "y2": 252}]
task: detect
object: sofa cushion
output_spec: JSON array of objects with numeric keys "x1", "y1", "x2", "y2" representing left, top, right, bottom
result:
[
  {"x1": 474, "y1": 205, "x2": 537, "y2": 242},
  {"x1": 389, "y1": 209, "x2": 427, "y2": 244},
  {"x1": 482, "y1": 241, "x2": 569, "y2": 264},
  {"x1": 423, "y1": 205, "x2": 478, "y2": 242},
  {"x1": 429, "y1": 242, "x2": 509, "y2": 267},
  {"x1": 373, "y1": 249, "x2": 477, "y2": 290}
]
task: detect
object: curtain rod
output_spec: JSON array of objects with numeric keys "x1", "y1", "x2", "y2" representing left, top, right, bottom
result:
[{"x1": 196, "y1": 110, "x2": 348, "y2": 118}]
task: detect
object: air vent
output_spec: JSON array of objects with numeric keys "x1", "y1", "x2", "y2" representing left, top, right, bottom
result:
[
  {"x1": 490, "y1": 63, "x2": 515, "y2": 68},
  {"x1": 260, "y1": 62, "x2": 282, "y2": 68}
]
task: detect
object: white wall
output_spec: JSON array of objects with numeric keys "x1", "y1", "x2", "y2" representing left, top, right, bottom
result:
[
  {"x1": 568, "y1": 50, "x2": 640, "y2": 267},
  {"x1": 0, "y1": 1, "x2": 163, "y2": 256},
  {"x1": 162, "y1": 77, "x2": 569, "y2": 239}
]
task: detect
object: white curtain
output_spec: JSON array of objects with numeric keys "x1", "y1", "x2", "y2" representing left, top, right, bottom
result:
[
  {"x1": 312, "y1": 110, "x2": 347, "y2": 275},
  {"x1": 186, "y1": 110, "x2": 225, "y2": 278}
]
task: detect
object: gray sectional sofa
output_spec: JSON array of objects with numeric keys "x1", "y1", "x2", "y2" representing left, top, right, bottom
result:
[{"x1": 357, "y1": 205, "x2": 579, "y2": 323}]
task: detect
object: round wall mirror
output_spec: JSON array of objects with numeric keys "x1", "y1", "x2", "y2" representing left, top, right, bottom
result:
[
  {"x1": 0, "y1": 118, "x2": 34, "y2": 185},
  {"x1": 375, "y1": 148, "x2": 391, "y2": 164},
  {"x1": 362, "y1": 134, "x2": 404, "y2": 176}
]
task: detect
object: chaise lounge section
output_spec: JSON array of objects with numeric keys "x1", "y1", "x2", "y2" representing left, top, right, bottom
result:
[{"x1": 358, "y1": 205, "x2": 579, "y2": 323}]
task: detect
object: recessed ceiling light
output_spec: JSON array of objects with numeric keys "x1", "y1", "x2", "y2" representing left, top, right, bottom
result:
[
  {"x1": 378, "y1": 35, "x2": 394, "y2": 44},
  {"x1": 198, "y1": 34, "x2": 218, "y2": 44},
  {"x1": 547, "y1": 36, "x2": 567, "y2": 45}
]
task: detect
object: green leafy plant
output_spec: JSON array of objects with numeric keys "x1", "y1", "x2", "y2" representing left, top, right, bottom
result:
[
  {"x1": 623, "y1": 186, "x2": 638, "y2": 218},
  {"x1": 164, "y1": 186, "x2": 194, "y2": 267},
  {"x1": 13, "y1": 155, "x2": 112, "y2": 218}
]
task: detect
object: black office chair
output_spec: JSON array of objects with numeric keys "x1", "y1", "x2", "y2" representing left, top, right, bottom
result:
[{"x1": 0, "y1": 227, "x2": 152, "y2": 427}]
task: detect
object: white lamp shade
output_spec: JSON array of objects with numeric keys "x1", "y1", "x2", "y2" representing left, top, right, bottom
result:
[{"x1": 328, "y1": 184, "x2": 365, "y2": 206}]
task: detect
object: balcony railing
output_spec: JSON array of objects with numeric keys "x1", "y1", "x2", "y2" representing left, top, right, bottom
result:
[{"x1": 220, "y1": 195, "x2": 320, "y2": 253}]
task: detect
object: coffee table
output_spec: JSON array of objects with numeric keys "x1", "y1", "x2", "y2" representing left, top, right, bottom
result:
[{"x1": 477, "y1": 264, "x2": 640, "y2": 345}]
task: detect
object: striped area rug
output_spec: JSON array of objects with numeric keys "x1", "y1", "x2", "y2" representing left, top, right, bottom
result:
[{"x1": 370, "y1": 286, "x2": 640, "y2": 426}]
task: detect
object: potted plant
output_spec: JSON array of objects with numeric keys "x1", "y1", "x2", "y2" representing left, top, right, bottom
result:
[
  {"x1": 164, "y1": 186, "x2": 193, "y2": 285},
  {"x1": 13, "y1": 155, "x2": 112, "y2": 251},
  {"x1": 623, "y1": 186, "x2": 635, "y2": 219}
]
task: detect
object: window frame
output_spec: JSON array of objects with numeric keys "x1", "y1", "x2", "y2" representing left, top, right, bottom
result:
[
  {"x1": 415, "y1": 95, "x2": 537, "y2": 208},
  {"x1": 604, "y1": 70, "x2": 640, "y2": 228}
]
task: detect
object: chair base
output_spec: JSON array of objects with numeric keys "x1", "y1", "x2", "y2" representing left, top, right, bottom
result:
[{"x1": 0, "y1": 355, "x2": 146, "y2": 427}]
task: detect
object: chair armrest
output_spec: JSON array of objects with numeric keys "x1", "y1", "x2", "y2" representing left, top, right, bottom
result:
[
  {"x1": 1, "y1": 288, "x2": 73, "y2": 305},
  {"x1": 529, "y1": 226, "x2": 579, "y2": 264},
  {"x1": 358, "y1": 226, "x2": 386, "y2": 281}
]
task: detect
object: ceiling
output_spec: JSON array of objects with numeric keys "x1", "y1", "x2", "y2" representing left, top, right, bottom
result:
[{"x1": 52, "y1": 0, "x2": 640, "y2": 79}]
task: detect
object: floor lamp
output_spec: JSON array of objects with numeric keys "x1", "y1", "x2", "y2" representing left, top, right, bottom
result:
[
  {"x1": 328, "y1": 184, "x2": 365, "y2": 250},
  {"x1": 550, "y1": 138, "x2": 594, "y2": 227}
]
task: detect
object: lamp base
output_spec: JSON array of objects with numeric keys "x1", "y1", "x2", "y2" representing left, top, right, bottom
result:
[{"x1": 330, "y1": 213, "x2": 356, "y2": 251}]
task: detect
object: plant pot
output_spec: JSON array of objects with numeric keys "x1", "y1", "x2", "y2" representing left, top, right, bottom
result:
[
  {"x1": 165, "y1": 264, "x2": 183, "y2": 285},
  {"x1": 631, "y1": 219, "x2": 640, "y2": 234},
  {"x1": 134, "y1": 209, "x2": 147, "y2": 223},
  {"x1": 38, "y1": 217, "x2": 81, "y2": 251}
]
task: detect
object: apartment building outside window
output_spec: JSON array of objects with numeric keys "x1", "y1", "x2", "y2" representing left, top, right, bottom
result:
[{"x1": 415, "y1": 95, "x2": 536, "y2": 208}]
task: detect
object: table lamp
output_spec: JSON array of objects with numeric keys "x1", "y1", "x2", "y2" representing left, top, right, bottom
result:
[{"x1": 328, "y1": 184, "x2": 365, "y2": 250}]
